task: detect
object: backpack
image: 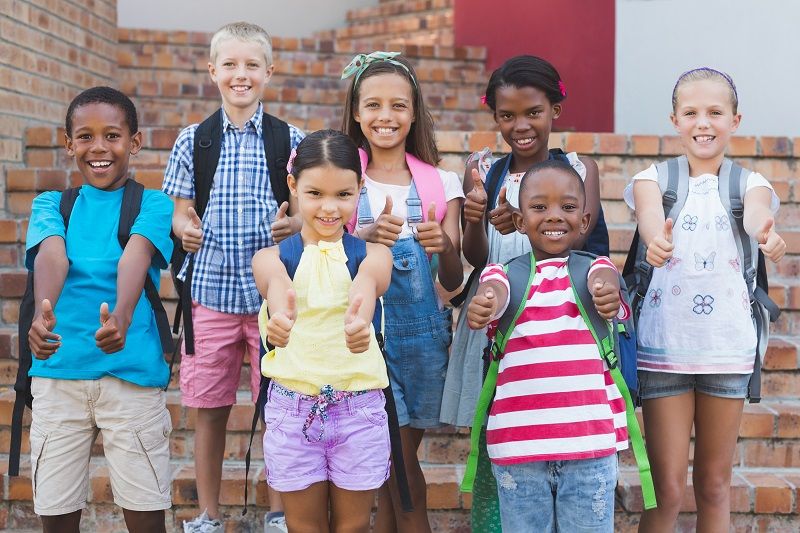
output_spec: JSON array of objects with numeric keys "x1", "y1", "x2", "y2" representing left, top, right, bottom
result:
[
  {"x1": 459, "y1": 251, "x2": 656, "y2": 511},
  {"x1": 171, "y1": 110, "x2": 292, "y2": 355},
  {"x1": 450, "y1": 149, "x2": 610, "y2": 307},
  {"x1": 9, "y1": 179, "x2": 175, "y2": 476},
  {"x1": 242, "y1": 233, "x2": 413, "y2": 513},
  {"x1": 622, "y1": 156, "x2": 781, "y2": 403}
]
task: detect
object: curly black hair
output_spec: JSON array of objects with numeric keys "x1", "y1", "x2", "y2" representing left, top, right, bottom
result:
[{"x1": 65, "y1": 86, "x2": 138, "y2": 136}]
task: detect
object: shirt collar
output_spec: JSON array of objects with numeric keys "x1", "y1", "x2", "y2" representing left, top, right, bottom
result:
[{"x1": 221, "y1": 102, "x2": 264, "y2": 134}]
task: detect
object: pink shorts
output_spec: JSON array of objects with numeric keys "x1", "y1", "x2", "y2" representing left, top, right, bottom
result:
[
  {"x1": 263, "y1": 382, "x2": 391, "y2": 492},
  {"x1": 179, "y1": 302, "x2": 261, "y2": 408}
]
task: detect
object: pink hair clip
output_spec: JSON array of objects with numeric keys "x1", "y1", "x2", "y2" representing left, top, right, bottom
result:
[
  {"x1": 558, "y1": 80, "x2": 566, "y2": 97},
  {"x1": 286, "y1": 148, "x2": 297, "y2": 173},
  {"x1": 480, "y1": 95, "x2": 487, "y2": 105}
]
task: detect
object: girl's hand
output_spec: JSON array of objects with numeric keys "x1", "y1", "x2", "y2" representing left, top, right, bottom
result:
[
  {"x1": 464, "y1": 169, "x2": 488, "y2": 224},
  {"x1": 29, "y1": 299, "x2": 61, "y2": 359},
  {"x1": 758, "y1": 217, "x2": 786, "y2": 263},
  {"x1": 344, "y1": 295, "x2": 371, "y2": 353},
  {"x1": 267, "y1": 289, "x2": 297, "y2": 348},
  {"x1": 646, "y1": 218, "x2": 674, "y2": 267},
  {"x1": 415, "y1": 203, "x2": 452, "y2": 254},
  {"x1": 181, "y1": 206, "x2": 203, "y2": 253},
  {"x1": 270, "y1": 202, "x2": 292, "y2": 244},
  {"x1": 592, "y1": 280, "x2": 621, "y2": 320},
  {"x1": 359, "y1": 196, "x2": 404, "y2": 247},
  {"x1": 488, "y1": 186, "x2": 517, "y2": 234},
  {"x1": 468, "y1": 289, "x2": 497, "y2": 330}
]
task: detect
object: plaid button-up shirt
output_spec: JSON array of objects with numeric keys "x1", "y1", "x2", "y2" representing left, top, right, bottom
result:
[{"x1": 162, "y1": 103, "x2": 304, "y2": 314}]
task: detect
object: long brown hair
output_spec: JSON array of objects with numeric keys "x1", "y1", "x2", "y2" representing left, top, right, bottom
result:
[{"x1": 341, "y1": 55, "x2": 439, "y2": 166}]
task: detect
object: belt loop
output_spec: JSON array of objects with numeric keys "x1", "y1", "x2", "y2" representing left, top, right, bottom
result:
[{"x1": 293, "y1": 391, "x2": 301, "y2": 416}]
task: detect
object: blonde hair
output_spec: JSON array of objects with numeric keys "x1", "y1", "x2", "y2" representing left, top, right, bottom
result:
[
  {"x1": 672, "y1": 67, "x2": 738, "y2": 114},
  {"x1": 210, "y1": 22, "x2": 273, "y2": 65}
]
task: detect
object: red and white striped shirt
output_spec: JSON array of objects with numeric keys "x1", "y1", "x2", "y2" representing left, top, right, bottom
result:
[{"x1": 480, "y1": 256, "x2": 629, "y2": 465}]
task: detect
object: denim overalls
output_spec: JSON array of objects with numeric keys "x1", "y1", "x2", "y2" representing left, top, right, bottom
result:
[{"x1": 357, "y1": 181, "x2": 452, "y2": 428}]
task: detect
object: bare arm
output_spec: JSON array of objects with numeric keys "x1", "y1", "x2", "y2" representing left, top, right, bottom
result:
[
  {"x1": 252, "y1": 246, "x2": 296, "y2": 347},
  {"x1": 467, "y1": 279, "x2": 508, "y2": 330},
  {"x1": 435, "y1": 198, "x2": 465, "y2": 291},
  {"x1": 744, "y1": 186, "x2": 785, "y2": 262},
  {"x1": 633, "y1": 179, "x2": 674, "y2": 266},
  {"x1": 29, "y1": 236, "x2": 69, "y2": 358},
  {"x1": 462, "y1": 166, "x2": 489, "y2": 268},
  {"x1": 95, "y1": 235, "x2": 155, "y2": 353},
  {"x1": 172, "y1": 197, "x2": 202, "y2": 253},
  {"x1": 345, "y1": 242, "x2": 392, "y2": 353}
]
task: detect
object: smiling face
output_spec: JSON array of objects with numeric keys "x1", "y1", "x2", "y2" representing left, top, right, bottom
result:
[
  {"x1": 65, "y1": 102, "x2": 141, "y2": 191},
  {"x1": 494, "y1": 85, "x2": 561, "y2": 172},
  {"x1": 353, "y1": 73, "x2": 415, "y2": 153},
  {"x1": 513, "y1": 166, "x2": 589, "y2": 260},
  {"x1": 289, "y1": 164, "x2": 361, "y2": 243},
  {"x1": 671, "y1": 78, "x2": 740, "y2": 166},
  {"x1": 208, "y1": 38, "x2": 273, "y2": 117}
]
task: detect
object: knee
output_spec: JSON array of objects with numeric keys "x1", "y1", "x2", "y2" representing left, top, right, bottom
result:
[
  {"x1": 653, "y1": 477, "x2": 687, "y2": 514},
  {"x1": 693, "y1": 472, "x2": 731, "y2": 506}
]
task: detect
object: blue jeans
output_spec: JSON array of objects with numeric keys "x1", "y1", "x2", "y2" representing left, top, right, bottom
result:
[{"x1": 491, "y1": 454, "x2": 617, "y2": 532}]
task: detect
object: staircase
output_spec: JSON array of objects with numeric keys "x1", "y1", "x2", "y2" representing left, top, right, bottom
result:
[{"x1": 1, "y1": 1, "x2": 800, "y2": 531}]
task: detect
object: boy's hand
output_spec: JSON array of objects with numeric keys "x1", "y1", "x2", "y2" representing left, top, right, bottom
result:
[
  {"x1": 464, "y1": 169, "x2": 488, "y2": 224},
  {"x1": 488, "y1": 186, "x2": 516, "y2": 234},
  {"x1": 29, "y1": 299, "x2": 61, "y2": 359},
  {"x1": 647, "y1": 218, "x2": 674, "y2": 267},
  {"x1": 181, "y1": 207, "x2": 203, "y2": 253},
  {"x1": 95, "y1": 302, "x2": 130, "y2": 354},
  {"x1": 758, "y1": 217, "x2": 786, "y2": 263},
  {"x1": 415, "y1": 203, "x2": 452, "y2": 254},
  {"x1": 359, "y1": 196, "x2": 404, "y2": 247},
  {"x1": 267, "y1": 289, "x2": 297, "y2": 348},
  {"x1": 344, "y1": 295, "x2": 370, "y2": 353},
  {"x1": 592, "y1": 280, "x2": 621, "y2": 320},
  {"x1": 468, "y1": 289, "x2": 498, "y2": 330},
  {"x1": 271, "y1": 201, "x2": 292, "y2": 244}
]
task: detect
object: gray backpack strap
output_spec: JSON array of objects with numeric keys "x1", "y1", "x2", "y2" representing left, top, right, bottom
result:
[
  {"x1": 568, "y1": 251, "x2": 617, "y2": 363},
  {"x1": 719, "y1": 159, "x2": 757, "y2": 291},
  {"x1": 657, "y1": 155, "x2": 690, "y2": 222},
  {"x1": 496, "y1": 253, "x2": 534, "y2": 347}
]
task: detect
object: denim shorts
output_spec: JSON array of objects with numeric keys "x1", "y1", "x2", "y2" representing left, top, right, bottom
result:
[
  {"x1": 638, "y1": 370, "x2": 751, "y2": 400},
  {"x1": 491, "y1": 454, "x2": 617, "y2": 533}
]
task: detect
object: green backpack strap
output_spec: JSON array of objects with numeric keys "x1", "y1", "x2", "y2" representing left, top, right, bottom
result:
[
  {"x1": 461, "y1": 252, "x2": 535, "y2": 492},
  {"x1": 567, "y1": 251, "x2": 657, "y2": 510}
]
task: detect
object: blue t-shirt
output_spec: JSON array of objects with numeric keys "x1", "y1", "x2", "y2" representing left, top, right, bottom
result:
[{"x1": 25, "y1": 184, "x2": 174, "y2": 388}]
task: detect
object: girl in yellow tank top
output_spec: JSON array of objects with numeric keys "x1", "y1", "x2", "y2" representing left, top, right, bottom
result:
[{"x1": 252, "y1": 130, "x2": 392, "y2": 533}]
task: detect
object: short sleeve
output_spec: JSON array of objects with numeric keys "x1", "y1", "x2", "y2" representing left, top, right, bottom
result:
[
  {"x1": 288, "y1": 124, "x2": 306, "y2": 150},
  {"x1": 623, "y1": 164, "x2": 658, "y2": 210},
  {"x1": 161, "y1": 124, "x2": 198, "y2": 199},
  {"x1": 746, "y1": 171, "x2": 780, "y2": 213},
  {"x1": 565, "y1": 152, "x2": 588, "y2": 181},
  {"x1": 131, "y1": 190, "x2": 175, "y2": 269},
  {"x1": 25, "y1": 191, "x2": 65, "y2": 270},
  {"x1": 438, "y1": 168, "x2": 465, "y2": 202}
]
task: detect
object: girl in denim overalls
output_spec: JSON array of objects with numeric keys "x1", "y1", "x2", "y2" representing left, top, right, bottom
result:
[{"x1": 341, "y1": 52, "x2": 464, "y2": 532}]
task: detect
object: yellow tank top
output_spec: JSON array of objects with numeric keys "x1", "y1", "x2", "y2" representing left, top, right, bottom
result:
[{"x1": 259, "y1": 238, "x2": 389, "y2": 395}]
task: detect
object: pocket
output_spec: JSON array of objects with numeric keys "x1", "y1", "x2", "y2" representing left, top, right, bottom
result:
[
  {"x1": 385, "y1": 253, "x2": 424, "y2": 305},
  {"x1": 434, "y1": 310, "x2": 453, "y2": 349},
  {"x1": 263, "y1": 404, "x2": 287, "y2": 431},
  {"x1": 134, "y1": 410, "x2": 172, "y2": 494},
  {"x1": 360, "y1": 406, "x2": 388, "y2": 427},
  {"x1": 29, "y1": 424, "x2": 49, "y2": 498}
]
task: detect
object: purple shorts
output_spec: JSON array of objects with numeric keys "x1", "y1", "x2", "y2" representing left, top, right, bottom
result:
[{"x1": 263, "y1": 382, "x2": 391, "y2": 492}]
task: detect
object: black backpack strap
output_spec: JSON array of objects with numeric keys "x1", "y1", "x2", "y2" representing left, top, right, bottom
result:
[
  {"x1": 485, "y1": 155, "x2": 512, "y2": 216},
  {"x1": 262, "y1": 113, "x2": 291, "y2": 207},
  {"x1": 117, "y1": 180, "x2": 174, "y2": 358},
  {"x1": 193, "y1": 110, "x2": 223, "y2": 219},
  {"x1": 11, "y1": 187, "x2": 80, "y2": 476}
]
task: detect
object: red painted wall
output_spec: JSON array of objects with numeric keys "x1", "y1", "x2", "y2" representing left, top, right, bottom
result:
[{"x1": 454, "y1": 0, "x2": 615, "y2": 132}]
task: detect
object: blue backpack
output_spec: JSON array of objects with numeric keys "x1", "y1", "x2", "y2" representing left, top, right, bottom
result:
[{"x1": 244, "y1": 233, "x2": 412, "y2": 512}]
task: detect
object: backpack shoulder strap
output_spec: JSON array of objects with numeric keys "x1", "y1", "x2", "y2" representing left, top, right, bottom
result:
[
  {"x1": 567, "y1": 251, "x2": 616, "y2": 359},
  {"x1": 59, "y1": 187, "x2": 81, "y2": 230},
  {"x1": 262, "y1": 113, "x2": 292, "y2": 208},
  {"x1": 193, "y1": 110, "x2": 223, "y2": 219},
  {"x1": 277, "y1": 233, "x2": 304, "y2": 279},
  {"x1": 549, "y1": 148, "x2": 570, "y2": 163},
  {"x1": 494, "y1": 252, "x2": 534, "y2": 350},
  {"x1": 655, "y1": 155, "x2": 690, "y2": 221},
  {"x1": 718, "y1": 158, "x2": 756, "y2": 284},
  {"x1": 485, "y1": 154, "x2": 512, "y2": 213}
]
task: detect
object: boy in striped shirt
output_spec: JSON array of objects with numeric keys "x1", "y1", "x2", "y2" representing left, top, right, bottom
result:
[{"x1": 467, "y1": 160, "x2": 627, "y2": 533}]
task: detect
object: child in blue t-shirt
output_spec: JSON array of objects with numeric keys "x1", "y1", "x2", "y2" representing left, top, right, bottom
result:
[{"x1": 25, "y1": 87, "x2": 174, "y2": 533}]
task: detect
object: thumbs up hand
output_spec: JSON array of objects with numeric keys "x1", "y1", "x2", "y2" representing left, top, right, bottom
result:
[
  {"x1": 181, "y1": 206, "x2": 203, "y2": 253},
  {"x1": 758, "y1": 217, "x2": 786, "y2": 263},
  {"x1": 415, "y1": 202, "x2": 451, "y2": 254},
  {"x1": 468, "y1": 288, "x2": 498, "y2": 330},
  {"x1": 647, "y1": 218, "x2": 675, "y2": 267},
  {"x1": 95, "y1": 302, "x2": 129, "y2": 354},
  {"x1": 591, "y1": 279, "x2": 621, "y2": 320},
  {"x1": 359, "y1": 195, "x2": 404, "y2": 247},
  {"x1": 464, "y1": 168, "x2": 488, "y2": 224},
  {"x1": 344, "y1": 295, "x2": 371, "y2": 353},
  {"x1": 29, "y1": 298, "x2": 61, "y2": 359},
  {"x1": 270, "y1": 201, "x2": 293, "y2": 244},
  {"x1": 267, "y1": 289, "x2": 297, "y2": 348},
  {"x1": 488, "y1": 186, "x2": 517, "y2": 234}
]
